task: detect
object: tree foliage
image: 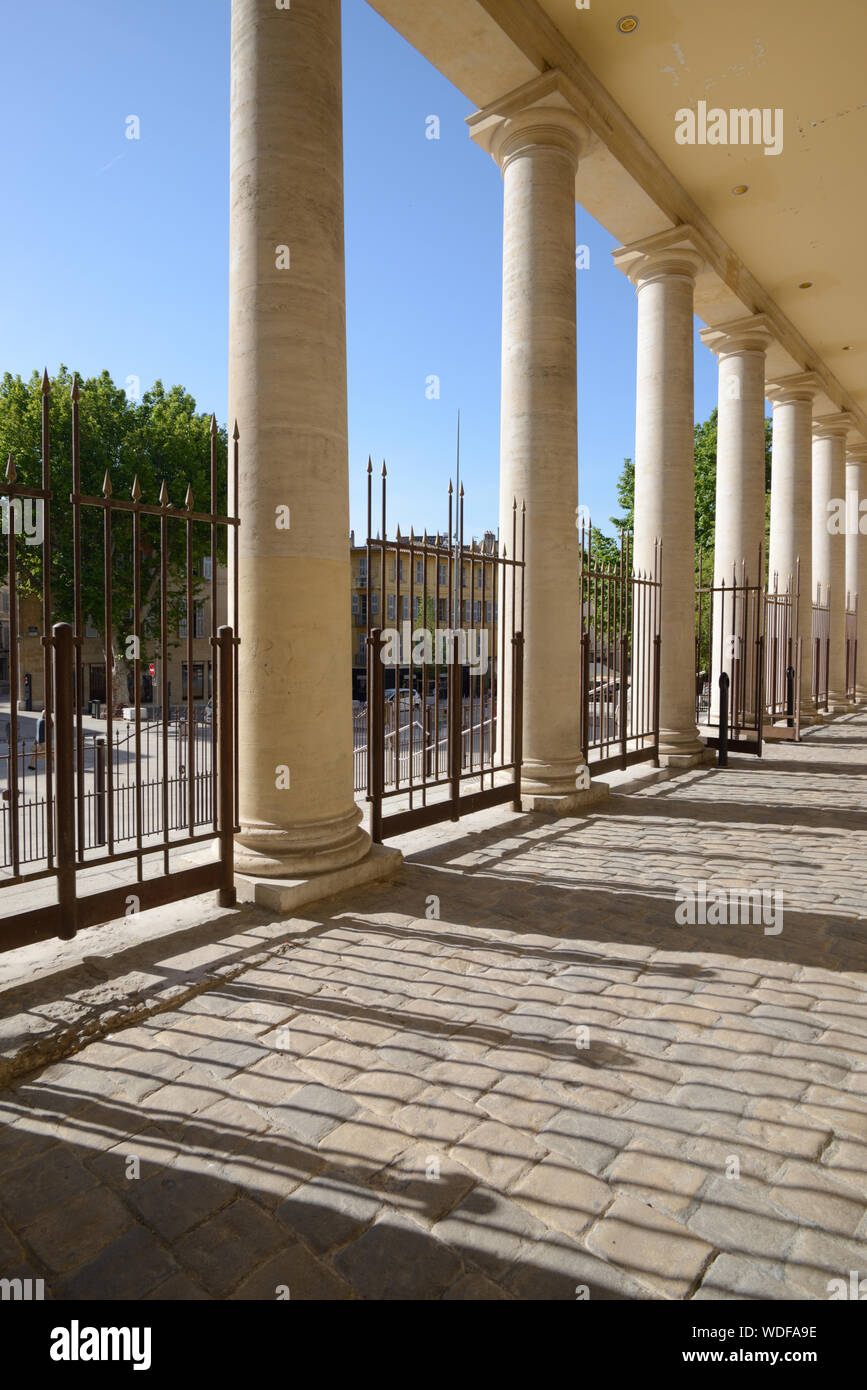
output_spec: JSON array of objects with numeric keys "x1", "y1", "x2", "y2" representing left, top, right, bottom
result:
[{"x1": 0, "y1": 367, "x2": 227, "y2": 704}]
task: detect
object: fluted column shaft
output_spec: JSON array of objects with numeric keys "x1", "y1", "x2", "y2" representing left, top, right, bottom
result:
[
  {"x1": 767, "y1": 375, "x2": 819, "y2": 722},
  {"x1": 229, "y1": 0, "x2": 369, "y2": 874},
  {"x1": 812, "y1": 421, "x2": 850, "y2": 711},
  {"x1": 846, "y1": 445, "x2": 867, "y2": 699}
]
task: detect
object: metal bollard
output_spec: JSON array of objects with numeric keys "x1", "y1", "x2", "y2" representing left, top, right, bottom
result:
[
  {"x1": 718, "y1": 671, "x2": 730, "y2": 768},
  {"x1": 785, "y1": 665, "x2": 795, "y2": 729}
]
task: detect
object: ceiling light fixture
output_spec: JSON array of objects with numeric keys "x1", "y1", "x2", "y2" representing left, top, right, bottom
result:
[
  {"x1": 731, "y1": 185, "x2": 749, "y2": 196},
  {"x1": 798, "y1": 282, "x2": 813, "y2": 289},
  {"x1": 617, "y1": 16, "x2": 639, "y2": 34},
  {"x1": 842, "y1": 345, "x2": 852, "y2": 351}
]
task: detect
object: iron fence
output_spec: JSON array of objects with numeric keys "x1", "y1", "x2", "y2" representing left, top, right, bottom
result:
[
  {"x1": 846, "y1": 596, "x2": 858, "y2": 702},
  {"x1": 364, "y1": 464, "x2": 524, "y2": 841},
  {"x1": 763, "y1": 562, "x2": 801, "y2": 741},
  {"x1": 0, "y1": 374, "x2": 238, "y2": 951},
  {"x1": 696, "y1": 548, "x2": 764, "y2": 754},
  {"x1": 578, "y1": 523, "x2": 661, "y2": 772},
  {"x1": 812, "y1": 585, "x2": 830, "y2": 712}
]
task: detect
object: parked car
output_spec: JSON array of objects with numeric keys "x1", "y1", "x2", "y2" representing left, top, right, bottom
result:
[{"x1": 385, "y1": 688, "x2": 421, "y2": 710}]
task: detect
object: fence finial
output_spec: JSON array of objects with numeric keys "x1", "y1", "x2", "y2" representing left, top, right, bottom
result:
[
  {"x1": 381, "y1": 460, "x2": 387, "y2": 478},
  {"x1": 210, "y1": 413, "x2": 217, "y2": 437},
  {"x1": 131, "y1": 475, "x2": 141, "y2": 502},
  {"x1": 185, "y1": 483, "x2": 194, "y2": 510},
  {"x1": 367, "y1": 456, "x2": 373, "y2": 474},
  {"x1": 5, "y1": 453, "x2": 16, "y2": 482},
  {"x1": 102, "y1": 470, "x2": 112, "y2": 498},
  {"x1": 41, "y1": 368, "x2": 50, "y2": 395},
  {"x1": 159, "y1": 480, "x2": 169, "y2": 507},
  {"x1": 232, "y1": 419, "x2": 240, "y2": 441},
  {"x1": 71, "y1": 374, "x2": 80, "y2": 402}
]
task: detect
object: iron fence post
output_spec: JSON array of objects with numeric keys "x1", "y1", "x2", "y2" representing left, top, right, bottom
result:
[
  {"x1": 217, "y1": 625, "x2": 236, "y2": 907},
  {"x1": 619, "y1": 633, "x2": 628, "y2": 769},
  {"x1": 95, "y1": 737, "x2": 106, "y2": 846},
  {"x1": 512, "y1": 631, "x2": 524, "y2": 811},
  {"x1": 448, "y1": 635, "x2": 461, "y2": 820},
  {"x1": 652, "y1": 633, "x2": 662, "y2": 768},
  {"x1": 53, "y1": 623, "x2": 78, "y2": 940},
  {"x1": 580, "y1": 631, "x2": 590, "y2": 762},
  {"x1": 368, "y1": 628, "x2": 385, "y2": 843}
]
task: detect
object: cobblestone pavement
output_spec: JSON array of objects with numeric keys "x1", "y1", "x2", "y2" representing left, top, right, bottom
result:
[{"x1": 1, "y1": 712, "x2": 866, "y2": 1300}]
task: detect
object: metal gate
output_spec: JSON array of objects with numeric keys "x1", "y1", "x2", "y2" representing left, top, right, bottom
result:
[
  {"x1": 578, "y1": 522, "x2": 661, "y2": 773},
  {"x1": 364, "y1": 465, "x2": 524, "y2": 842},
  {"x1": 0, "y1": 374, "x2": 239, "y2": 952},
  {"x1": 696, "y1": 548, "x2": 765, "y2": 754},
  {"x1": 846, "y1": 595, "x2": 858, "y2": 702},
  {"x1": 763, "y1": 560, "x2": 801, "y2": 743},
  {"x1": 812, "y1": 584, "x2": 831, "y2": 712}
]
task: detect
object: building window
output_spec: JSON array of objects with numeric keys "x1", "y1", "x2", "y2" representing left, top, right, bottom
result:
[
  {"x1": 415, "y1": 559, "x2": 424, "y2": 584},
  {"x1": 179, "y1": 602, "x2": 205, "y2": 639},
  {"x1": 387, "y1": 594, "x2": 396, "y2": 622},
  {"x1": 475, "y1": 568, "x2": 482, "y2": 589},
  {"x1": 371, "y1": 593, "x2": 379, "y2": 616},
  {"x1": 413, "y1": 594, "x2": 422, "y2": 620},
  {"x1": 464, "y1": 599, "x2": 471, "y2": 623},
  {"x1": 358, "y1": 557, "x2": 367, "y2": 582},
  {"x1": 88, "y1": 664, "x2": 106, "y2": 702},
  {"x1": 359, "y1": 595, "x2": 367, "y2": 622},
  {"x1": 474, "y1": 600, "x2": 481, "y2": 623},
  {"x1": 182, "y1": 662, "x2": 207, "y2": 699},
  {"x1": 202, "y1": 555, "x2": 212, "y2": 580},
  {"x1": 438, "y1": 563, "x2": 447, "y2": 587},
  {"x1": 486, "y1": 600, "x2": 493, "y2": 623},
  {"x1": 352, "y1": 593, "x2": 359, "y2": 615},
  {"x1": 401, "y1": 595, "x2": 409, "y2": 620},
  {"x1": 437, "y1": 597, "x2": 447, "y2": 621}
]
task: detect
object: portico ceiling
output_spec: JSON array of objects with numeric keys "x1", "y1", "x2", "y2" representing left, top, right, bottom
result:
[{"x1": 365, "y1": 0, "x2": 867, "y2": 437}]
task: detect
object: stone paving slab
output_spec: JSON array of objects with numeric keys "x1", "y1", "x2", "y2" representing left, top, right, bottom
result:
[{"x1": 0, "y1": 710, "x2": 866, "y2": 1298}]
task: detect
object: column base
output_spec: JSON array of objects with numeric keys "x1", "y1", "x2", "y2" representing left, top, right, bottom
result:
[
  {"x1": 521, "y1": 782, "x2": 610, "y2": 815},
  {"x1": 235, "y1": 842, "x2": 402, "y2": 914},
  {"x1": 234, "y1": 805, "x2": 370, "y2": 878},
  {"x1": 659, "y1": 746, "x2": 716, "y2": 769},
  {"x1": 826, "y1": 693, "x2": 853, "y2": 715},
  {"x1": 658, "y1": 732, "x2": 712, "y2": 769}
]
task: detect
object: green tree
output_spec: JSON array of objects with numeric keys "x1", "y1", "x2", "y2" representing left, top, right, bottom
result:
[{"x1": 0, "y1": 367, "x2": 227, "y2": 708}]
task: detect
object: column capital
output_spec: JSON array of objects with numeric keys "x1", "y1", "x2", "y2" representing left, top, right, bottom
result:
[
  {"x1": 467, "y1": 70, "x2": 588, "y2": 173},
  {"x1": 846, "y1": 440, "x2": 867, "y2": 464},
  {"x1": 764, "y1": 370, "x2": 823, "y2": 405},
  {"x1": 612, "y1": 225, "x2": 707, "y2": 287},
  {"x1": 699, "y1": 312, "x2": 773, "y2": 357},
  {"x1": 813, "y1": 411, "x2": 856, "y2": 442}
]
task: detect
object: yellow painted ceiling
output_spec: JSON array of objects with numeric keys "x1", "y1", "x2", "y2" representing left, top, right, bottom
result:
[{"x1": 539, "y1": 0, "x2": 867, "y2": 411}]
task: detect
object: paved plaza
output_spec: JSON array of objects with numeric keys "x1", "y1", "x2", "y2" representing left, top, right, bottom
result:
[{"x1": 0, "y1": 711, "x2": 865, "y2": 1300}]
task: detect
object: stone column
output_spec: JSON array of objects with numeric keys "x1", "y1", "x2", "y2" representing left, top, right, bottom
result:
[
  {"x1": 228, "y1": 0, "x2": 374, "y2": 880},
  {"x1": 469, "y1": 78, "x2": 604, "y2": 811},
  {"x1": 614, "y1": 229, "x2": 706, "y2": 766},
  {"x1": 846, "y1": 442, "x2": 867, "y2": 700},
  {"x1": 699, "y1": 315, "x2": 771, "y2": 723},
  {"x1": 766, "y1": 373, "x2": 821, "y2": 723},
  {"x1": 812, "y1": 414, "x2": 854, "y2": 713}
]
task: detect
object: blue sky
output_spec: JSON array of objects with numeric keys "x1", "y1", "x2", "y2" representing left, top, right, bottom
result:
[{"x1": 0, "y1": 0, "x2": 721, "y2": 542}]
